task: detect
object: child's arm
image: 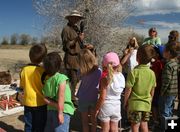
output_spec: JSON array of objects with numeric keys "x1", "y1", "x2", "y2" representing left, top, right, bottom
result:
[
  {"x1": 124, "y1": 87, "x2": 132, "y2": 110},
  {"x1": 74, "y1": 80, "x2": 81, "y2": 97},
  {"x1": 150, "y1": 87, "x2": 155, "y2": 102},
  {"x1": 57, "y1": 81, "x2": 66, "y2": 124},
  {"x1": 44, "y1": 97, "x2": 58, "y2": 107},
  {"x1": 95, "y1": 78, "x2": 108, "y2": 117},
  {"x1": 121, "y1": 51, "x2": 131, "y2": 65}
]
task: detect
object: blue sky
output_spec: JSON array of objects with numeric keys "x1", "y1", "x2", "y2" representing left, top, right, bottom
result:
[
  {"x1": 0, "y1": 0, "x2": 41, "y2": 39},
  {"x1": 127, "y1": 0, "x2": 180, "y2": 43},
  {"x1": 0, "y1": 0, "x2": 180, "y2": 43}
]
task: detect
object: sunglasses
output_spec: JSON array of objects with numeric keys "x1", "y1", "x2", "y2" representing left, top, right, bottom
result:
[{"x1": 168, "y1": 35, "x2": 173, "y2": 39}]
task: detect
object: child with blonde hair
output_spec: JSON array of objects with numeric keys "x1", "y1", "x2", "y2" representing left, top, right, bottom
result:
[
  {"x1": 124, "y1": 44, "x2": 156, "y2": 132},
  {"x1": 95, "y1": 52, "x2": 125, "y2": 132},
  {"x1": 77, "y1": 49, "x2": 101, "y2": 132}
]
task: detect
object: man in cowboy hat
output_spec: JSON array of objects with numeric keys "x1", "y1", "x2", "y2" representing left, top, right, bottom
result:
[{"x1": 61, "y1": 10, "x2": 85, "y2": 102}]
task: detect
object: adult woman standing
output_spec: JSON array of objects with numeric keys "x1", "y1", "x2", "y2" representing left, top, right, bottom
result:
[{"x1": 143, "y1": 27, "x2": 161, "y2": 46}]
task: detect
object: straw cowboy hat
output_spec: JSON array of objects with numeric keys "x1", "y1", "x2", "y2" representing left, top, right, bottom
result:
[{"x1": 65, "y1": 10, "x2": 84, "y2": 20}]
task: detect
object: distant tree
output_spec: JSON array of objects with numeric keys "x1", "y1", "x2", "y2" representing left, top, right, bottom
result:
[
  {"x1": 10, "y1": 33, "x2": 18, "y2": 45},
  {"x1": 31, "y1": 37, "x2": 38, "y2": 45},
  {"x1": 1, "y1": 37, "x2": 9, "y2": 45},
  {"x1": 46, "y1": 25, "x2": 62, "y2": 46},
  {"x1": 19, "y1": 34, "x2": 31, "y2": 45},
  {"x1": 40, "y1": 36, "x2": 49, "y2": 44}
]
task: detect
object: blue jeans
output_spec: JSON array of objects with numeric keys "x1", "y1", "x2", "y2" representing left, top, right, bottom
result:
[
  {"x1": 159, "y1": 95, "x2": 176, "y2": 130},
  {"x1": 159, "y1": 95, "x2": 176, "y2": 117},
  {"x1": 24, "y1": 105, "x2": 47, "y2": 132},
  {"x1": 44, "y1": 110, "x2": 71, "y2": 132}
]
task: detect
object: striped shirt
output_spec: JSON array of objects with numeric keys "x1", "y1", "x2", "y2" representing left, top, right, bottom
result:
[{"x1": 161, "y1": 60, "x2": 178, "y2": 96}]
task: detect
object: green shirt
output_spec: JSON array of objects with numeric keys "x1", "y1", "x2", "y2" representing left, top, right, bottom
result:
[
  {"x1": 143, "y1": 37, "x2": 161, "y2": 46},
  {"x1": 126, "y1": 64, "x2": 156, "y2": 112},
  {"x1": 42, "y1": 72, "x2": 74, "y2": 115}
]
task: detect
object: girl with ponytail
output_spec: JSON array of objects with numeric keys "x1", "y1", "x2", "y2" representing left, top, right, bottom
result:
[{"x1": 95, "y1": 52, "x2": 125, "y2": 132}]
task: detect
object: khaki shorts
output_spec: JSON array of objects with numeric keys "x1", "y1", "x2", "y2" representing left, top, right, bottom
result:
[{"x1": 128, "y1": 111, "x2": 150, "y2": 124}]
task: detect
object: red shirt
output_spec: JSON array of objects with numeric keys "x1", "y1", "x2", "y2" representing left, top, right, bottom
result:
[{"x1": 151, "y1": 58, "x2": 164, "y2": 95}]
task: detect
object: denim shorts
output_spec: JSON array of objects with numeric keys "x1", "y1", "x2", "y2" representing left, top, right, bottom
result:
[
  {"x1": 44, "y1": 110, "x2": 70, "y2": 132},
  {"x1": 128, "y1": 111, "x2": 150, "y2": 124},
  {"x1": 78, "y1": 101, "x2": 96, "y2": 112}
]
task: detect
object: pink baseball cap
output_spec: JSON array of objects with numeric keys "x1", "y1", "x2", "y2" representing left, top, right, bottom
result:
[{"x1": 103, "y1": 52, "x2": 120, "y2": 67}]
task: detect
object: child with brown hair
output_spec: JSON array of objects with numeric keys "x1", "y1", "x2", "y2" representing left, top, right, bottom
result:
[
  {"x1": 168, "y1": 30, "x2": 179, "y2": 44},
  {"x1": 77, "y1": 49, "x2": 101, "y2": 132},
  {"x1": 159, "y1": 42, "x2": 180, "y2": 130},
  {"x1": 19, "y1": 44, "x2": 47, "y2": 132},
  {"x1": 95, "y1": 52, "x2": 125, "y2": 132},
  {"x1": 42, "y1": 52, "x2": 75, "y2": 132},
  {"x1": 121, "y1": 37, "x2": 139, "y2": 129},
  {"x1": 167, "y1": 31, "x2": 180, "y2": 119},
  {"x1": 124, "y1": 44, "x2": 156, "y2": 132}
]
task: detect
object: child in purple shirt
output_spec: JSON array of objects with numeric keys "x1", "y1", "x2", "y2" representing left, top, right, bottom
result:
[{"x1": 77, "y1": 49, "x2": 101, "y2": 132}]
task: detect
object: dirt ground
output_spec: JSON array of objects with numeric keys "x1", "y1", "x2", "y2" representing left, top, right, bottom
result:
[
  {"x1": 0, "y1": 46, "x2": 29, "y2": 131},
  {"x1": 0, "y1": 111, "x2": 24, "y2": 132},
  {"x1": 0, "y1": 45, "x2": 62, "y2": 79},
  {"x1": 0, "y1": 47, "x2": 30, "y2": 79},
  {"x1": 0, "y1": 110, "x2": 83, "y2": 132}
]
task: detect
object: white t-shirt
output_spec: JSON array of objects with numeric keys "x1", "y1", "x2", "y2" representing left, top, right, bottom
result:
[
  {"x1": 98, "y1": 72, "x2": 125, "y2": 121},
  {"x1": 128, "y1": 49, "x2": 138, "y2": 71},
  {"x1": 105, "y1": 72, "x2": 125, "y2": 100}
]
